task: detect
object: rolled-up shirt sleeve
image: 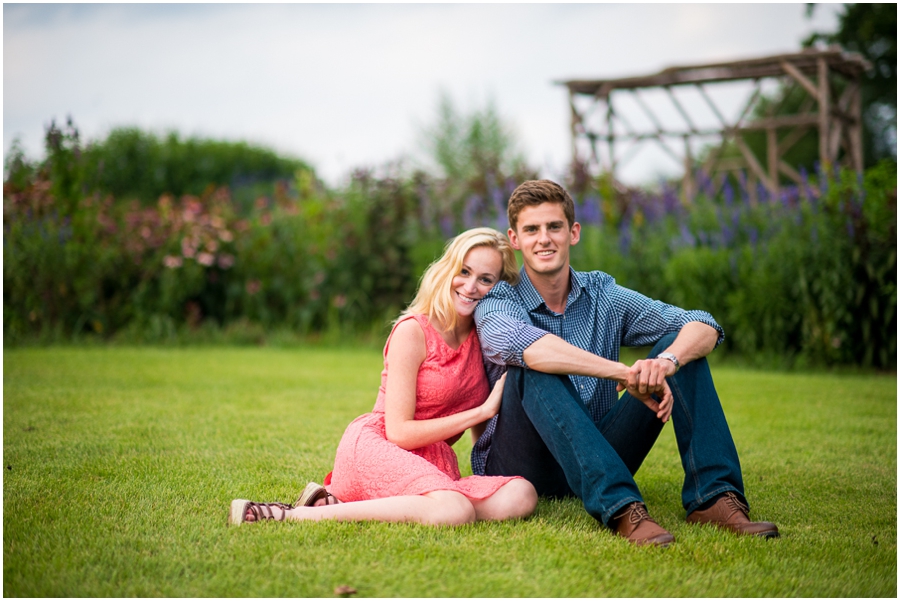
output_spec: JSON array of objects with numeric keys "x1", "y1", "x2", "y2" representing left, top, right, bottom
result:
[
  {"x1": 474, "y1": 282, "x2": 549, "y2": 368},
  {"x1": 609, "y1": 282, "x2": 725, "y2": 348}
]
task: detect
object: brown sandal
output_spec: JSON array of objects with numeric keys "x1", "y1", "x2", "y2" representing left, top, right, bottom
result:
[
  {"x1": 228, "y1": 499, "x2": 293, "y2": 525},
  {"x1": 295, "y1": 482, "x2": 339, "y2": 507}
]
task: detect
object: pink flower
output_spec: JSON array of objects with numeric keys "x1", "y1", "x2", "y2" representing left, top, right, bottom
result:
[
  {"x1": 217, "y1": 254, "x2": 235, "y2": 269},
  {"x1": 218, "y1": 230, "x2": 234, "y2": 242},
  {"x1": 246, "y1": 280, "x2": 261, "y2": 295},
  {"x1": 333, "y1": 294, "x2": 347, "y2": 308},
  {"x1": 163, "y1": 255, "x2": 183, "y2": 269},
  {"x1": 197, "y1": 252, "x2": 215, "y2": 266},
  {"x1": 181, "y1": 237, "x2": 196, "y2": 258}
]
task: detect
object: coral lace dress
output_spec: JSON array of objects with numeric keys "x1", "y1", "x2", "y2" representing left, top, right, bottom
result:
[{"x1": 329, "y1": 313, "x2": 521, "y2": 501}]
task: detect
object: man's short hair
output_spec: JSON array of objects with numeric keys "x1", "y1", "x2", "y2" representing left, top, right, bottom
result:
[{"x1": 507, "y1": 180, "x2": 575, "y2": 231}]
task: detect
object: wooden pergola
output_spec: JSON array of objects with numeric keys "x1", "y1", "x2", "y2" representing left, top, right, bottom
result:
[{"x1": 558, "y1": 46, "x2": 872, "y2": 199}]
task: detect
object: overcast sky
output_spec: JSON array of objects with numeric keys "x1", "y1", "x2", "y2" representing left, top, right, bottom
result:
[{"x1": 4, "y1": 3, "x2": 842, "y2": 186}]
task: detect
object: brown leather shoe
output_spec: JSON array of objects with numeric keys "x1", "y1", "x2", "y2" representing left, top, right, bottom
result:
[
  {"x1": 612, "y1": 502, "x2": 675, "y2": 547},
  {"x1": 686, "y1": 492, "x2": 779, "y2": 538}
]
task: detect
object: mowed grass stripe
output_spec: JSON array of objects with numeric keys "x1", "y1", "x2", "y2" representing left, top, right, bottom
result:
[{"x1": 4, "y1": 347, "x2": 896, "y2": 596}]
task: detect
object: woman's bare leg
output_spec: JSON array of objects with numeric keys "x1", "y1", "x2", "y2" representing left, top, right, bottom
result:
[
  {"x1": 470, "y1": 479, "x2": 538, "y2": 521},
  {"x1": 247, "y1": 490, "x2": 476, "y2": 526}
]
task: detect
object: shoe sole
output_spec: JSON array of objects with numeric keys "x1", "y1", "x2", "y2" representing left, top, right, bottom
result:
[
  {"x1": 229, "y1": 499, "x2": 251, "y2": 526},
  {"x1": 636, "y1": 535, "x2": 675, "y2": 548},
  {"x1": 295, "y1": 482, "x2": 326, "y2": 507},
  {"x1": 687, "y1": 521, "x2": 781, "y2": 539}
]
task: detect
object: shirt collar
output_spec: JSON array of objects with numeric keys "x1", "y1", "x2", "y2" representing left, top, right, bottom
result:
[{"x1": 515, "y1": 266, "x2": 587, "y2": 313}]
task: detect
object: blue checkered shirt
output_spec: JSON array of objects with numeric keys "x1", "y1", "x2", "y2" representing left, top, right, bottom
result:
[{"x1": 471, "y1": 267, "x2": 724, "y2": 475}]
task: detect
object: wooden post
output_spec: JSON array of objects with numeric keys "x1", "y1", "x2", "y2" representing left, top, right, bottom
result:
[
  {"x1": 569, "y1": 91, "x2": 579, "y2": 167},
  {"x1": 748, "y1": 172, "x2": 758, "y2": 206},
  {"x1": 767, "y1": 127, "x2": 779, "y2": 198},
  {"x1": 850, "y1": 81, "x2": 864, "y2": 172},
  {"x1": 607, "y1": 97, "x2": 615, "y2": 181},
  {"x1": 682, "y1": 135, "x2": 693, "y2": 203},
  {"x1": 817, "y1": 57, "x2": 830, "y2": 173}
]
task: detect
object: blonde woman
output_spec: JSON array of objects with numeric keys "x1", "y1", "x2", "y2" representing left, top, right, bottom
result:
[{"x1": 230, "y1": 228, "x2": 537, "y2": 526}]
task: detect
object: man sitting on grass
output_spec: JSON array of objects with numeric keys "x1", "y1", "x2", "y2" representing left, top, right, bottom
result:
[{"x1": 472, "y1": 179, "x2": 779, "y2": 547}]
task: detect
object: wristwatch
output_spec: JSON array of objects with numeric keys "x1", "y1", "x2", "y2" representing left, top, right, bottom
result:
[{"x1": 657, "y1": 352, "x2": 680, "y2": 373}]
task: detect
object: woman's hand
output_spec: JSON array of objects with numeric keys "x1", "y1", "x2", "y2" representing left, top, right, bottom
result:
[{"x1": 480, "y1": 372, "x2": 507, "y2": 420}]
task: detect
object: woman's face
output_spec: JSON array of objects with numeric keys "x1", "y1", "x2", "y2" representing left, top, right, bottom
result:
[{"x1": 450, "y1": 246, "x2": 502, "y2": 320}]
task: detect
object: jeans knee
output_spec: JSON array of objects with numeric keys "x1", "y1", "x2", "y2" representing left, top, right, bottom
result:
[{"x1": 650, "y1": 332, "x2": 679, "y2": 355}]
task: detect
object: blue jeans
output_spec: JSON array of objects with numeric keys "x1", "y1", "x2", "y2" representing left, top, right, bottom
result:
[{"x1": 483, "y1": 333, "x2": 746, "y2": 526}]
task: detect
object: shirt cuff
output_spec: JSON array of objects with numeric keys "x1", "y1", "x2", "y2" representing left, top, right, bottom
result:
[{"x1": 682, "y1": 311, "x2": 726, "y2": 347}]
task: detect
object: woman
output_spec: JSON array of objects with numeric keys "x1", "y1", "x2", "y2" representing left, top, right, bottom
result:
[{"x1": 229, "y1": 227, "x2": 537, "y2": 526}]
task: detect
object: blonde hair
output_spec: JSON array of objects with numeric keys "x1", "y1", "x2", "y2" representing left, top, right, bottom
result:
[{"x1": 401, "y1": 227, "x2": 519, "y2": 332}]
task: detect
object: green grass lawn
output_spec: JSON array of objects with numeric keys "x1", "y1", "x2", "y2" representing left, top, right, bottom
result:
[{"x1": 4, "y1": 347, "x2": 896, "y2": 597}]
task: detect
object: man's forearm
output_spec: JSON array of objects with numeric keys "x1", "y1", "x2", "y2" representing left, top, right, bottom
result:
[
  {"x1": 662, "y1": 321, "x2": 719, "y2": 366},
  {"x1": 522, "y1": 334, "x2": 629, "y2": 384}
]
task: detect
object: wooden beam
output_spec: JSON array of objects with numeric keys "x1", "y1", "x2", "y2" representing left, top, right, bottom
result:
[
  {"x1": 697, "y1": 83, "x2": 729, "y2": 128},
  {"x1": 713, "y1": 157, "x2": 747, "y2": 171},
  {"x1": 665, "y1": 86, "x2": 699, "y2": 133},
  {"x1": 561, "y1": 49, "x2": 872, "y2": 96},
  {"x1": 614, "y1": 138, "x2": 644, "y2": 171},
  {"x1": 777, "y1": 125, "x2": 812, "y2": 159},
  {"x1": 629, "y1": 90, "x2": 683, "y2": 164},
  {"x1": 737, "y1": 113, "x2": 821, "y2": 130},
  {"x1": 780, "y1": 60, "x2": 821, "y2": 102},
  {"x1": 735, "y1": 135, "x2": 773, "y2": 192},
  {"x1": 778, "y1": 159, "x2": 805, "y2": 186}
]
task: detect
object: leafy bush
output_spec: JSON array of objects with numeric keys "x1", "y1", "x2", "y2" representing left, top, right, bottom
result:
[
  {"x1": 568, "y1": 161, "x2": 897, "y2": 369},
  {"x1": 4, "y1": 117, "x2": 895, "y2": 369}
]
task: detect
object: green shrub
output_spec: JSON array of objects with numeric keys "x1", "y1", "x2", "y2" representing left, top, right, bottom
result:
[{"x1": 4, "y1": 118, "x2": 895, "y2": 368}]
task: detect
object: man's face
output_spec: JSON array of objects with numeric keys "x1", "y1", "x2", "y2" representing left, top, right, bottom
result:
[{"x1": 508, "y1": 203, "x2": 580, "y2": 279}]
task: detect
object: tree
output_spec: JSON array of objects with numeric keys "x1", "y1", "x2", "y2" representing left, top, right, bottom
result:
[
  {"x1": 416, "y1": 92, "x2": 537, "y2": 231},
  {"x1": 805, "y1": 3, "x2": 897, "y2": 164}
]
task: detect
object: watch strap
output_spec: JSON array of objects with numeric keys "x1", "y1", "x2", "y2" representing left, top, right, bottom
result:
[{"x1": 657, "y1": 352, "x2": 680, "y2": 373}]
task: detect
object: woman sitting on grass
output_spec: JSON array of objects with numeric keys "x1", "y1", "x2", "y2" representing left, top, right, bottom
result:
[{"x1": 230, "y1": 227, "x2": 538, "y2": 526}]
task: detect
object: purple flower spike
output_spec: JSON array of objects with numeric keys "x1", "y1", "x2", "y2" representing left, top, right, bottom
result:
[
  {"x1": 440, "y1": 214, "x2": 454, "y2": 238},
  {"x1": 738, "y1": 171, "x2": 750, "y2": 204},
  {"x1": 679, "y1": 223, "x2": 695, "y2": 248},
  {"x1": 815, "y1": 161, "x2": 829, "y2": 196},
  {"x1": 618, "y1": 218, "x2": 632, "y2": 256},
  {"x1": 723, "y1": 180, "x2": 734, "y2": 206},
  {"x1": 463, "y1": 194, "x2": 482, "y2": 229}
]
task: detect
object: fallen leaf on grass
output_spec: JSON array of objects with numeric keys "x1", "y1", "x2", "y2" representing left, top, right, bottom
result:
[{"x1": 334, "y1": 585, "x2": 357, "y2": 596}]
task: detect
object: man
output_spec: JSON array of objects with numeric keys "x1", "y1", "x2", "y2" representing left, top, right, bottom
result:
[{"x1": 472, "y1": 179, "x2": 778, "y2": 546}]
